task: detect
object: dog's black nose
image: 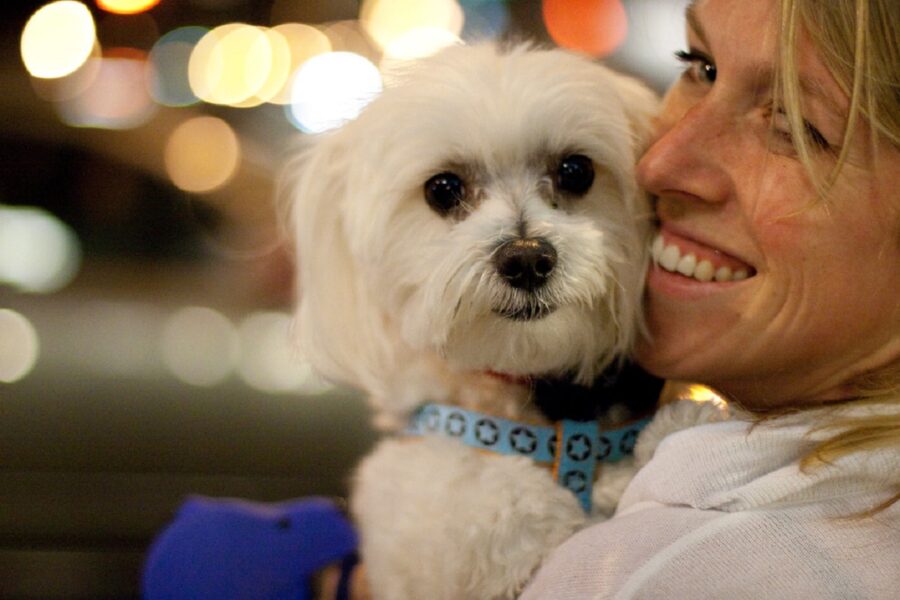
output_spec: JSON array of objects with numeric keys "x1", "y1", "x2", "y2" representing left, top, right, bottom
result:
[{"x1": 494, "y1": 238, "x2": 557, "y2": 291}]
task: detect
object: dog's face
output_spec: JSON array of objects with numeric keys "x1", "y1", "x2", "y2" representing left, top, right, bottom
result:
[{"x1": 289, "y1": 44, "x2": 657, "y2": 403}]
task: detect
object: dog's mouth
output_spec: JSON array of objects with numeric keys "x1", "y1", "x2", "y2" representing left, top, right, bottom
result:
[{"x1": 492, "y1": 302, "x2": 557, "y2": 321}]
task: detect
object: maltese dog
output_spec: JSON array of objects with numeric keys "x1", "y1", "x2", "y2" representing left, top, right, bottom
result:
[{"x1": 286, "y1": 43, "x2": 659, "y2": 599}]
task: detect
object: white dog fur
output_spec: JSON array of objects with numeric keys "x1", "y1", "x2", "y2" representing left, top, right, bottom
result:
[{"x1": 286, "y1": 43, "x2": 671, "y2": 599}]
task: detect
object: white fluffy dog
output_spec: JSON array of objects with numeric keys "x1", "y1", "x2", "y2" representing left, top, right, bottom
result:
[{"x1": 287, "y1": 43, "x2": 659, "y2": 599}]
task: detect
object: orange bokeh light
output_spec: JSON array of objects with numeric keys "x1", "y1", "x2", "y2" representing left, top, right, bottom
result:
[
  {"x1": 96, "y1": 0, "x2": 161, "y2": 15},
  {"x1": 542, "y1": 0, "x2": 628, "y2": 57}
]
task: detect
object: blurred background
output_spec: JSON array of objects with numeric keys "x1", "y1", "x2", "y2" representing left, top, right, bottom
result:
[{"x1": 1, "y1": 0, "x2": 690, "y2": 597}]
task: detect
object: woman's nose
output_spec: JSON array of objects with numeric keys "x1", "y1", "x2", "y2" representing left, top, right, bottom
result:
[{"x1": 637, "y1": 95, "x2": 732, "y2": 206}]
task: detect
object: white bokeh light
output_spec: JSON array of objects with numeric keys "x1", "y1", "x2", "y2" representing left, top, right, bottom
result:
[
  {"x1": 360, "y1": 0, "x2": 464, "y2": 50},
  {"x1": 288, "y1": 52, "x2": 382, "y2": 133},
  {"x1": 382, "y1": 26, "x2": 462, "y2": 62},
  {"x1": 268, "y1": 23, "x2": 332, "y2": 105},
  {"x1": 0, "y1": 309, "x2": 40, "y2": 383},
  {"x1": 161, "y1": 306, "x2": 239, "y2": 387},
  {"x1": 237, "y1": 311, "x2": 332, "y2": 395},
  {"x1": 189, "y1": 23, "x2": 275, "y2": 106},
  {"x1": 241, "y1": 27, "x2": 292, "y2": 105},
  {"x1": 0, "y1": 205, "x2": 81, "y2": 293},
  {"x1": 21, "y1": 1, "x2": 97, "y2": 79}
]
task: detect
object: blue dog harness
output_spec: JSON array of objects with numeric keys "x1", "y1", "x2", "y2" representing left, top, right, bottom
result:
[{"x1": 406, "y1": 403, "x2": 650, "y2": 513}]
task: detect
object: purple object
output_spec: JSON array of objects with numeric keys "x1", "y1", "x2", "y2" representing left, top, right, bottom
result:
[{"x1": 143, "y1": 496, "x2": 358, "y2": 600}]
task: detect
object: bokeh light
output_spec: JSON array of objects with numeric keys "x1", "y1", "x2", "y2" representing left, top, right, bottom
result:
[
  {"x1": 0, "y1": 204, "x2": 81, "y2": 294},
  {"x1": 542, "y1": 0, "x2": 628, "y2": 57},
  {"x1": 188, "y1": 23, "x2": 273, "y2": 106},
  {"x1": 288, "y1": 51, "x2": 382, "y2": 133},
  {"x1": 323, "y1": 20, "x2": 376, "y2": 60},
  {"x1": 360, "y1": 0, "x2": 465, "y2": 50},
  {"x1": 96, "y1": 0, "x2": 161, "y2": 15},
  {"x1": 21, "y1": 1, "x2": 97, "y2": 79},
  {"x1": 460, "y1": 0, "x2": 510, "y2": 42},
  {"x1": 147, "y1": 26, "x2": 206, "y2": 106},
  {"x1": 685, "y1": 384, "x2": 727, "y2": 407},
  {"x1": 231, "y1": 27, "x2": 292, "y2": 107},
  {"x1": 164, "y1": 116, "x2": 241, "y2": 193},
  {"x1": 29, "y1": 43, "x2": 102, "y2": 102},
  {"x1": 0, "y1": 310, "x2": 40, "y2": 384},
  {"x1": 382, "y1": 26, "x2": 462, "y2": 63},
  {"x1": 56, "y1": 49, "x2": 158, "y2": 129},
  {"x1": 237, "y1": 311, "x2": 332, "y2": 395},
  {"x1": 268, "y1": 23, "x2": 331, "y2": 105},
  {"x1": 68, "y1": 301, "x2": 165, "y2": 378},
  {"x1": 161, "y1": 306, "x2": 239, "y2": 387}
]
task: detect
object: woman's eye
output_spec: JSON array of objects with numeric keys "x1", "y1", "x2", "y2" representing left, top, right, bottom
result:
[
  {"x1": 674, "y1": 49, "x2": 717, "y2": 84},
  {"x1": 424, "y1": 172, "x2": 466, "y2": 215},
  {"x1": 771, "y1": 109, "x2": 832, "y2": 152}
]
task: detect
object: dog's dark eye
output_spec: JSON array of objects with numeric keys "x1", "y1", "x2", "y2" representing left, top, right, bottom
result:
[
  {"x1": 556, "y1": 154, "x2": 594, "y2": 196},
  {"x1": 424, "y1": 172, "x2": 466, "y2": 215}
]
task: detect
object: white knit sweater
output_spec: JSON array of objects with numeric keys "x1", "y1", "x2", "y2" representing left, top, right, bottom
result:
[{"x1": 521, "y1": 404, "x2": 900, "y2": 599}]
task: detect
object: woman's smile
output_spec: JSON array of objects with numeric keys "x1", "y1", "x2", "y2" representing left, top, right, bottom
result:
[{"x1": 650, "y1": 227, "x2": 757, "y2": 284}]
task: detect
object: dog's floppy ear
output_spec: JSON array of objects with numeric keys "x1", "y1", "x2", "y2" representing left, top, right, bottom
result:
[
  {"x1": 285, "y1": 132, "x2": 405, "y2": 408},
  {"x1": 606, "y1": 69, "x2": 660, "y2": 159}
]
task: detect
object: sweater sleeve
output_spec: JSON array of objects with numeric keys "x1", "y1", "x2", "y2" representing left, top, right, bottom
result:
[{"x1": 520, "y1": 501, "x2": 900, "y2": 600}]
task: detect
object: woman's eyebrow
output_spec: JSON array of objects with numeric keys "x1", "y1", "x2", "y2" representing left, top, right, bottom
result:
[{"x1": 685, "y1": 3, "x2": 711, "y2": 48}]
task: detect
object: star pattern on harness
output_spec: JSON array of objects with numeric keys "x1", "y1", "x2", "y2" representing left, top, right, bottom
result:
[
  {"x1": 475, "y1": 418, "x2": 499, "y2": 445},
  {"x1": 445, "y1": 412, "x2": 467, "y2": 437},
  {"x1": 596, "y1": 435, "x2": 612, "y2": 460},
  {"x1": 547, "y1": 433, "x2": 558, "y2": 457},
  {"x1": 423, "y1": 407, "x2": 440, "y2": 431},
  {"x1": 563, "y1": 470, "x2": 587, "y2": 493},
  {"x1": 407, "y1": 404, "x2": 651, "y2": 515},
  {"x1": 566, "y1": 433, "x2": 592, "y2": 461},
  {"x1": 510, "y1": 427, "x2": 537, "y2": 454}
]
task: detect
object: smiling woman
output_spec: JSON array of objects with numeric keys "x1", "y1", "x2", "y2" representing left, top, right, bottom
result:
[
  {"x1": 638, "y1": 0, "x2": 900, "y2": 412},
  {"x1": 521, "y1": 0, "x2": 900, "y2": 597}
]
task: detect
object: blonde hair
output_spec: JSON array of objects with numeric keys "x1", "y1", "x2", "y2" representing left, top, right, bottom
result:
[{"x1": 776, "y1": 0, "x2": 900, "y2": 512}]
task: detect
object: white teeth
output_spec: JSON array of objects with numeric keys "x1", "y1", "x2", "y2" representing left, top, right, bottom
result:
[
  {"x1": 675, "y1": 253, "x2": 696, "y2": 276},
  {"x1": 651, "y1": 234, "x2": 751, "y2": 283},
  {"x1": 694, "y1": 260, "x2": 714, "y2": 282},
  {"x1": 652, "y1": 235, "x2": 664, "y2": 262},
  {"x1": 714, "y1": 266, "x2": 733, "y2": 282},
  {"x1": 659, "y1": 244, "x2": 680, "y2": 271}
]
